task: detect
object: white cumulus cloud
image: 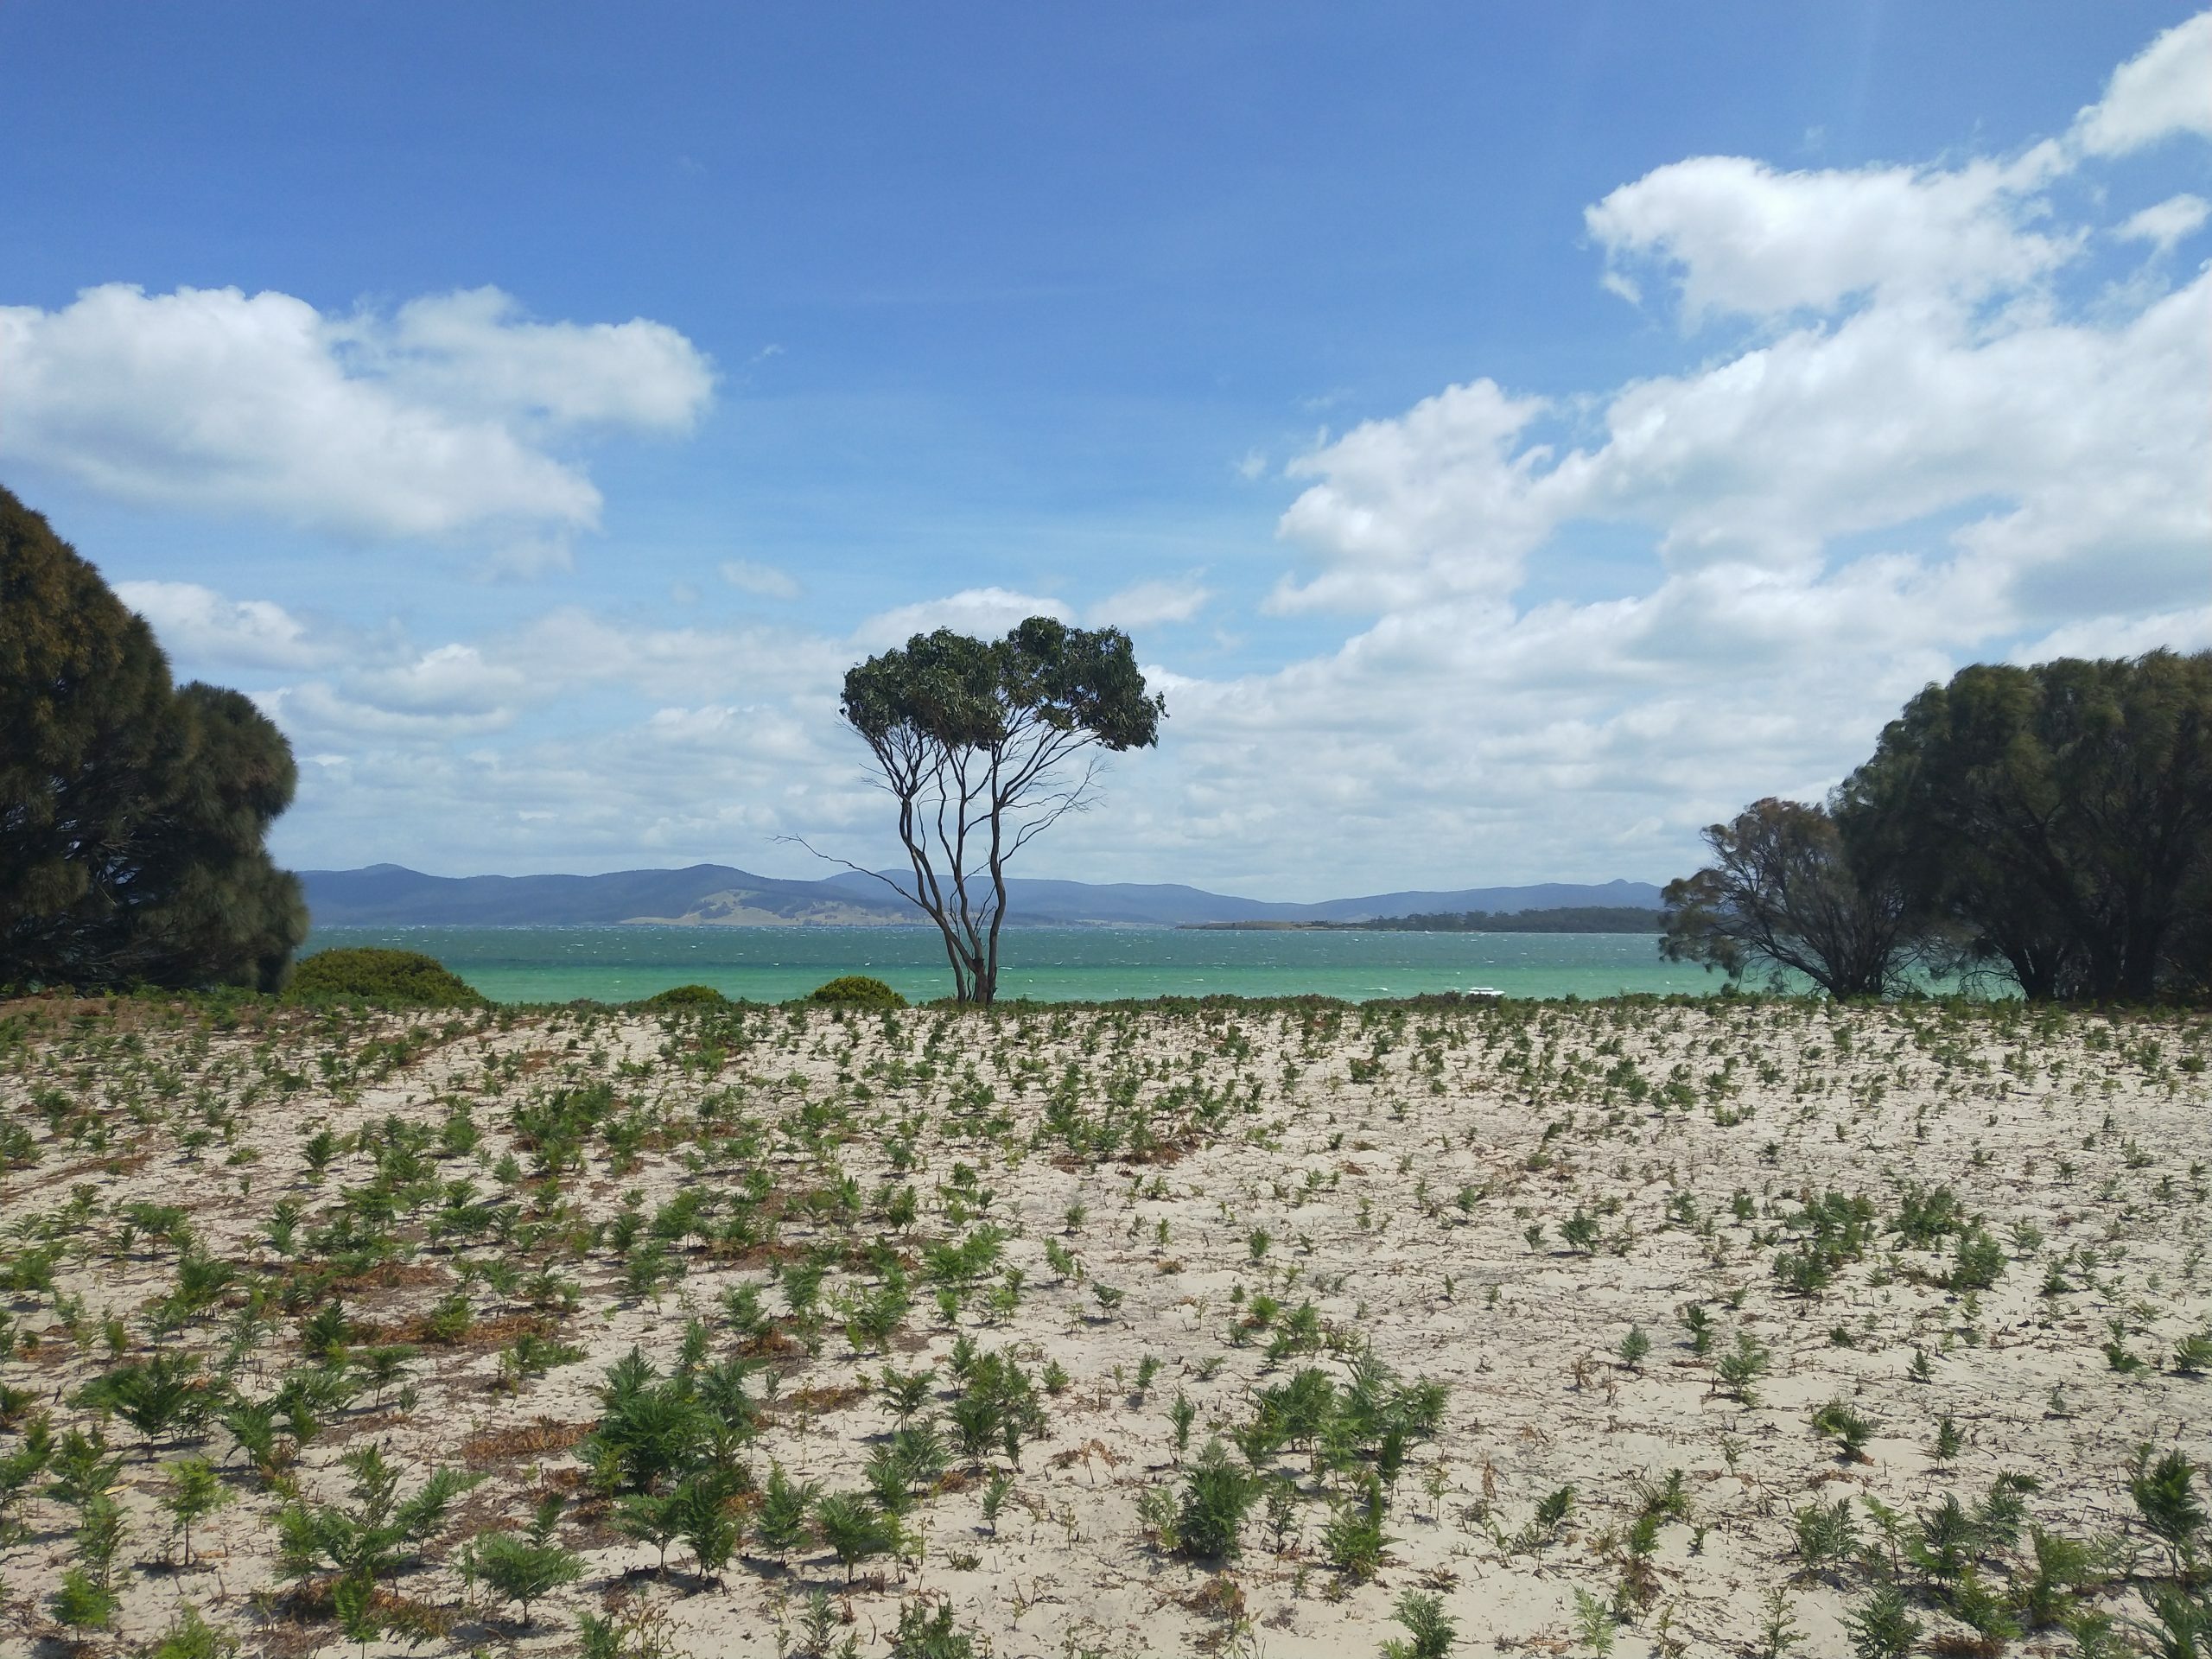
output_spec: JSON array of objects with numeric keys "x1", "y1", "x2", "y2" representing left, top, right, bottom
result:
[
  {"x1": 2073, "y1": 10, "x2": 2212, "y2": 156},
  {"x1": 852, "y1": 588, "x2": 1071, "y2": 652},
  {"x1": 0, "y1": 283, "x2": 714, "y2": 544},
  {"x1": 2114, "y1": 193, "x2": 2211, "y2": 251},
  {"x1": 349, "y1": 644, "x2": 530, "y2": 716},
  {"x1": 114, "y1": 579, "x2": 328, "y2": 671},
  {"x1": 353, "y1": 287, "x2": 714, "y2": 432},
  {"x1": 1586, "y1": 151, "x2": 2074, "y2": 323},
  {"x1": 1271, "y1": 379, "x2": 1559, "y2": 613}
]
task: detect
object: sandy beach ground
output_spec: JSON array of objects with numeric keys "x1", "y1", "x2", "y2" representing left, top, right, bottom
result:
[{"x1": 1, "y1": 993, "x2": 2206, "y2": 1657}]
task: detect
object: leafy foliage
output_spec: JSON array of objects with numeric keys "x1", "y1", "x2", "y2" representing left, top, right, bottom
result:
[
  {"x1": 469, "y1": 1497, "x2": 582, "y2": 1624},
  {"x1": 288, "y1": 947, "x2": 485, "y2": 1008},
  {"x1": 1382, "y1": 1588, "x2": 1458, "y2": 1659},
  {"x1": 76, "y1": 1351, "x2": 214, "y2": 1441},
  {"x1": 1843, "y1": 651, "x2": 2212, "y2": 1000},
  {"x1": 837, "y1": 618, "x2": 1165, "y2": 1003},
  {"x1": 808, "y1": 975, "x2": 907, "y2": 1009},
  {"x1": 888, "y1": 1598, "x2": 980, "y2": 1658},
  {"x1": 2133, "y1": 1448, "x2": 2207, "y2": 1574},
  {"x1": 1661, "y1": 797, "x2": 1918, "y2": 999},
  {"x1": 1, "y1": 486, "x2": 306, "y2": 991},
  {"x1": 640, "y1": 982, "x2": 730, "y2": 1008},
  {"x1": 1677, "y1": 649, "x2": 2212, "y2": 1001},
  {"x1": 272, "y1": 1444, "x2": 481, "y2": 1586},
  {"x1": 1175, "y1": 1437, "x2": 1258, "y2": 1560},
  {"x1": 815, "y1": 1490, "x2": 899, "y2": 1580}
]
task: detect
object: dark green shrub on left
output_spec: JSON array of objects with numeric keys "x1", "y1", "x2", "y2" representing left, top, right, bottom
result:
[{"x1": 288, "y1": 949, "x2": 485, "y2": 1008}]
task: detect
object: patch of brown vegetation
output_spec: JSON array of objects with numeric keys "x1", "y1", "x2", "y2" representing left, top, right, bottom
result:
[
  {"x1": 460, "y1": 1417, "x2": 591, "y2": 1468},
  {"x1": 372, "y1": 1310, "x2": 552, "y2": 1349},
  {"x1": 717, "y1": 1240, "x2": 810, "y2": 1270},
  {"x1": 774, "y1": 1381, "x2": 869, "y2": 1416},
  {"x1": 1049, "y1": 1439, "x2": 1128, "y2": 1479},
  {"x1": 327, "y1": 1260, "x2": 450, "y2": 1294},
  {"x1": 1180, "y1": 1573, "x2": 1248, "y2": 1624}
]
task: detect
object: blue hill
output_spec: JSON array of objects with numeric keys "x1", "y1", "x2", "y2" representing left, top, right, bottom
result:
[{"x1": 301, "y1": 863, "x2": 1662, "y2": 928}]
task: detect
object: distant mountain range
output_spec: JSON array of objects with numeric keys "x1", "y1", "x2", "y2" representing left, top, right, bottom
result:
[{"x1": 300, "y1": 863, "x2": 1662, "y2": 930}]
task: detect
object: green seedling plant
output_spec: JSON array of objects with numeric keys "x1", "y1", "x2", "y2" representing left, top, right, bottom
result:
[
  {"x1": 982, "y1": 1470, "x2": 1014, "y2": 1536},
  {"x1": 1933, "y1": 1414, "x2": 1964, "y2": 1464},
  {"x1": 1322, "y1": 1476, "x2": 1392, "y2": 1580},
  {"x1": 332, "y1": 1573, "x2": 381, "y2": 1659},
  {"x1": 1841, "y1": 1582, "x2": 1922, "y2": 1659},
  {"x1": 1169, "y1": 1391, "x2": 1197, "y2": 1458},
  {"x1": 1715, "y1": 1333, "x2": 1772, "y2": 1404},
  {"x1": 753, "y1": 1462, "x2": 820, "y2": 1565},
  {"x1": 51, "y1": 1564, "x2": 121, "y2": 1635},
  {"x1": 1382, "y1": 1588, "x2": 1458, "y2": 1659},
  {"x1": 1617, "y1": 1325, "x2": 1651, "y2": 1370},
  {"x1": 1177, "y1": 1440, "x2": 1258, "y2": 1560},
  {"x1": 882, "y1": 1365, "x2": 936, "y2": 1421},
  {"x1": 1792, "y1": 1496, "x2": 1859, "y2": 1580},
  {"x1": 816, "y1": 1491, "x2": 899, "y2": 1582},
  {"x1": 2131, "y1": 1447, "x2": 2206, "y2": 1578},
  {"x1": 161, "y1": 1455, "x2": 234, "y2": 1566},
  {"x1": 1810, "y1": 1399, "x2": 1874, "y2": 1462},
  {"x1": 143, "y1": 1604, "x2": 237, "y2": 1659},
  {"x1": 613, "y1": 1488, "x2": 685, "y2": 1575},
  {"x1": 677, "y1": 1468, "x2": 745, "y2": 1581},
  {"x1": 1571, "y1": 1586, "x2": 1615, "y2": 1655},
  {"x1": 272, "y1": 1443, "x2": 483, "y2": 1588},
  {"x1": 469, "y1": 1496, "x2": 584, "y2": 1625}
]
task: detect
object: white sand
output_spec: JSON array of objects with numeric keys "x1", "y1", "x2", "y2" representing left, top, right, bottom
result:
[{"x1": 1, "y1": 994, "x2": 2206, "y2": 1656}]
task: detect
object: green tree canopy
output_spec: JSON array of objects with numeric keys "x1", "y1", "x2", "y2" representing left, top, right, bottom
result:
[
  {"x1": 1, "y1": 486, "x2": 305, "y2": 990},
  {"x1": 830, "y1": 617, "x2": 1164, "y2": 1004},
  {"x1": 1666, "y1": 650, "x2": 2212, "y2": 1004},
  {"x1": 1840, "y1": 652, "x2": 2212, "y2": 1000},
  {"x1": 1660, "y1": 797, "x2": 1921, "y2": 1000}
]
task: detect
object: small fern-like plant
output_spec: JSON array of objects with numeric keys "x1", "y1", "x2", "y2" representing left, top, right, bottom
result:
[{"x1": 1382, "y1": 1588, "x2": 1458, "y2": 1658}]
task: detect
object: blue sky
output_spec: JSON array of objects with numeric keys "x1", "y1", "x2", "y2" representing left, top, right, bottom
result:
[{"x1": 3, "y1": 3, "x2": 2208, "y2": 895}]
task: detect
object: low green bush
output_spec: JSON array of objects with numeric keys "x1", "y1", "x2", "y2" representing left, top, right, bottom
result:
[
  {"x1": 287, "y1": 949, "x2": 484, "y2": 1008},
  {"x1": 805, "y1": 975, "x2": 906, "y2": 1009},
  {"x1": 639, "y1": 983, "x2": 728, "y2": 1009}
]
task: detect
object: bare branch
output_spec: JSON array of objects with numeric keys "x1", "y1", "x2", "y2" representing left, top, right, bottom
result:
[{"x1": 772, "y1": 836, "x2": 930, "y2": 918}]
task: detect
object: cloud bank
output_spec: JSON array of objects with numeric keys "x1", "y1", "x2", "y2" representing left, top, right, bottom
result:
[{"x1": 0, "y1": 284, "x2": 714, "y2": 546}]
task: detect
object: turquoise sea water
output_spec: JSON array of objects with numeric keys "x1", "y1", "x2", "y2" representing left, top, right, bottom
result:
[{"x1": 302, "y1": 925, "x2": 1721, "y2": 1005}]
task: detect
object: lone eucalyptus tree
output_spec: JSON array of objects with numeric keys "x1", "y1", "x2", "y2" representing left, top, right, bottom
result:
[{"x1": 830, "y1": 617, "x2": 1164, "y2": 1004}]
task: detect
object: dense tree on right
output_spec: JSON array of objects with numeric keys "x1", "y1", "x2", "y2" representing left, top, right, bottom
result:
[
  {"x1": 1667, "y1": 650, "x2": 2212, "y2": 1001},
  {"x1": 1843, "y1": 652, "x2": 2211, "y2": 1001}
]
